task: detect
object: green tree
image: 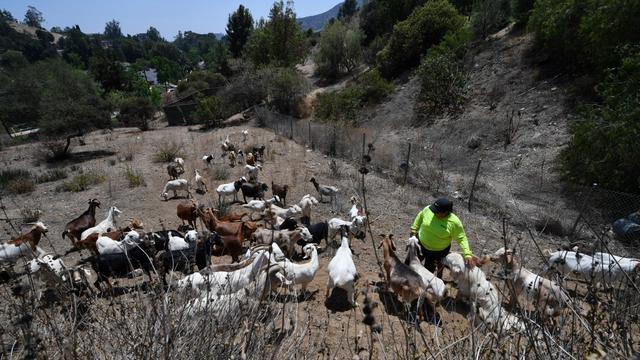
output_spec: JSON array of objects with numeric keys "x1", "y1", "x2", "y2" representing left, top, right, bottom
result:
[
  {"x1": 104, "y1": 19, "x2": 123, "y2": 39},
  {"x1": 226, "y1": 5, "x2": 254, "y2": 57},
  {"x1": 377, "y1": 0, "x2": 465, "y2": 78},
  {"x1": 23, "y1": 6, "x2": 44, "y2": 28},
  {"x1": 0, "y1": 9, "x2": 15, "y2": 22},
  {"x1": 314, "y1": 21, "x2": 363, "y2": 81},
  {"x1": 338, "y1": 0, "x2": 359, "y2": 20},
  {"x1": 471, "y1": 0, "x2": 510, "y2": 38},
  {"x1": 146, "y1": 26, "x2": 162, "y2": 42},
  {"x1": 119, "y1": 96, "x2": 155, "y2": 130},
  {"x1": 359, "y1": 0, "x2": 427, "y2": 44},
  {"x1": 194, "y1": 96, "x2": 224, "y2": 129},
  {"x1": 0, "y1": 50, "x2": 28, "y2": 70},
  {"x1": 89, "y1": 54, "x2": 130, "y2": 92},
  {"x1": 245, "y1": 1, "x2": 307, "y2": 67}
]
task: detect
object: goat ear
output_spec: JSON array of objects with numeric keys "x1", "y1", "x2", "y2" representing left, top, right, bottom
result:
[{"x1": 544, "y1": 249, "x2": 553, "y2": 256}]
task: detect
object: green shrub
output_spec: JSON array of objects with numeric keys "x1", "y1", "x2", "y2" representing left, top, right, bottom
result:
[
  {"x1": 36, "y1": 168, "x2": 68, "y2": 183},
  {"x1": 528, "y1": 0, "x2": 640, "y2": 73},
  {"x1": 153, "y1": 141, "x2": 185, "y2": 163},
  {"x1": 560, "y1": 52, "x2": 640, "y2": 192},
  {"x1": 123, "y1": 166, "x2": 146, "y2": 188},
  {"x1": 377, "y1": 0, "x2": 465, "y2": 79},
  {"x1": 118, "y1": 96, "x2": 155, "y2": 131},
  {"x1": 314, "y1": 69, "x2": 393, "y2": 122},
  {"x1": 511, "y1": 0, "x2": 535, "y2": 26},
  {"x1": 8, "y1": 179, "x2": 35, "y2": 194},
  {"x1": 56, "y1": 171, "x2": 105, "y2": 192},
  {"x1": 418, "y1": 52, "x2": 467, "y2": 114},
  {"x1": 471, "y1": 0, "x2": 511, "y2": 38},
  {"x1": 194, "y1": 96, "x2": 225, "y2": 129},
  {"x1": 261, "y1": 67, "x2": 310, "y2": 116},
  {"x1": 0, "y1": 169, "x2": 32, "y2": 189},
  {"x1": 212, "y1": 165, "x2": 230, "y2": 181},
  {"x1": 314, "y1": 21, "x2": 363, "y2": 81}
]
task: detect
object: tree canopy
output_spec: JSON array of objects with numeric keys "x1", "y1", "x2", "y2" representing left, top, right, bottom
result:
[
  {"x1": 226, "y1": 5, "x2": 254, "y2": 57},
  {"x1": 23, "y1": 6, "x2": 44, "y2": 28}
]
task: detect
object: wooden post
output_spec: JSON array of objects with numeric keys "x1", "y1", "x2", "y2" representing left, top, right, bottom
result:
[
  {"x1": 362, "y1": 133, "x2": 366, "y2": 157},
  {"x1": 308, "y1": 121, "x2": 311, "y2": 147},
  {"x1": 289, "y1": 117, "x2": 293, "y2": 140},
  {"x1": 468, "y1": 158, "x2": 482, "y2": 212},
  {"x1": 402, "y1": 143, "x2": 412, "y2": 186}
]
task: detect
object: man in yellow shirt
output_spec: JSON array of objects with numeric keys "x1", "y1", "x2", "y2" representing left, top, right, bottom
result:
[{"x1": 410, "y1": 197, "x2": 475, "y2": 277}]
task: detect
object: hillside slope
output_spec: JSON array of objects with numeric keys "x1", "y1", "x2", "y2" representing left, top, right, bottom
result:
[{"x1": 298, "y1": 0, "x2": 365, "y2": 31}]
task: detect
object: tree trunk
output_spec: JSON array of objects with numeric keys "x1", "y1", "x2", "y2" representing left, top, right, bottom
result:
[{"x1": 63, "y1": 132, "x2": 82, "y2": 155}]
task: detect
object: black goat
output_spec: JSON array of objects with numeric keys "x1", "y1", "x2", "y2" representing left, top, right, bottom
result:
[
  {"x1": 157, "y1": 232, "x2": 215, "y2": 286},
  {"x1": 241, "y1": 182, "x2": 268, "y2": 203},
  {"x1": 92, "y1": 244, "x2": 155, "y2": 292}
]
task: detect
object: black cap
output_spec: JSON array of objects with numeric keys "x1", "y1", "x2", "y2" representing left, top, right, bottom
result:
[{"x1": 430, "y1": 197, "x2": 453, "y2": 213}]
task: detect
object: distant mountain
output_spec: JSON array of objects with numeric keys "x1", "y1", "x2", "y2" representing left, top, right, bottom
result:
[{"x1": 298, "y1": 0, "x2": 365, "y2": 32}]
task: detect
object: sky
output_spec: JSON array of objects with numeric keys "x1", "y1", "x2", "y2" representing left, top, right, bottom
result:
[{"x1": 2, "y1": 0, "x2": 340, "y2": 39}]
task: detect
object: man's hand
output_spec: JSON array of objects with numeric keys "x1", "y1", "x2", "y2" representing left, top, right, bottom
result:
[{"x1": 464, "y1": 256, "x2": 476, "y2": 269}]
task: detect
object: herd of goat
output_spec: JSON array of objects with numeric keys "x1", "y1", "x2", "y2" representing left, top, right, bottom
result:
[{"x1": 1, "y1": 129, "x2": 639, "y2": 334}]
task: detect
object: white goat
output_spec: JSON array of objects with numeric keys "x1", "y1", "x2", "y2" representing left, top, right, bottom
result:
[
  {"x1": 328, "y1": 216, "x2": 366, "y2": 243},
  {"x1": 491, "y1": 247, "x2": 568, "y2": 321},
  {"x1": 443, "y1": 252, "x2": 524, "y2": 334},
  {"x1": 548, "y1": 250, "x2": 640, "y2": 285},
  {"x1": 244, "y1": 164, "x2": 262, "y2": 182},
  {"x1": 96, "y1": 230, "x2": 140, "y2": 255},
  {"x1": 405, "y1": 236, "x2": 447, "y2": 304},
  {"x1": 173, "y1": 157, "x2": 185, "y2": 168},
  {"x1": 185, "y1": 264, "x2": 283, "y2": 316},
  {"x1": 298, "y1": 194, "x2": 319, "y2": 221},
  {"x1": 275, "y1": 243, "x2": 320, "y2": 294},
  {"x1": 265, "y1": 204, "x2": 302, "y2": 219},
  {"x1": 202, "y1": 154, "x2": 215, "y2": 167},
  {"x1": 193, "y1": 170, "x2": 208, "y2": 192},
  {"x1": 326, "y1": 231, "x2": 358, "y2": 306},
  {"x1": 216, "y1": 177, "x2": 246, "y2": 204},
  {"x1": 241, "y1": 129, "x2": 249, "y2": 142},
  {"x1": 167, "y1": 230, "x2": 198, "y2": 252},
  {"x1": 80, "y1": 206, "x2": 122, "y2": 241},
  {"x1": 242, "y1": 196, "x2": 281, "y2": 211},
  {"x1": 348, "y1": 196, "x2": 363, "y2": 221},
  {"x1": 176, "y1": 249, "x2": 271, "y2": 292},
  {"x1": 26, "y1": 254, "x2": 92, "y2": 300},
  {"x1": 161, "y1": 179, "x2": 191, "y2": 201}
]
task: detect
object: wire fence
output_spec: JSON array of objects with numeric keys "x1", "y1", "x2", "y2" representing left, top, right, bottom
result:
[{"x1": 256, "y1": 106, "x2": 640, "y2": 258}]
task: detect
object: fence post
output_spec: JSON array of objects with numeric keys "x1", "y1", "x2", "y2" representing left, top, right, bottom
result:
[
  {"x1": 468, "y1": 158, "x2": 482, "y2": 212},
  {"x1": 289, "y1": 117, "x2": 293, "y2": 140},
  {"x1": 308, "y1": 121, "x2": 311, "y2": 147},
  {"x1": 402, "y1": 143, "x2": 412, "y2": 186}
]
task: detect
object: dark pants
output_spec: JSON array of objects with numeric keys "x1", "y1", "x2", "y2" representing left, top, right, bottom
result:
[{"x1": 419, "y1": 244, "x2": 451, "y2": 278}]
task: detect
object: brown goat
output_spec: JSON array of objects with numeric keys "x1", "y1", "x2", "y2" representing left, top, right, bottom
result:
[
  {"x1": 245, "y1": 153, "x2": 256, "y2": 166},
  {"x1": 176, "y1": 200, "x2": 198, "y2": 229},
  {"x1": 6, "y1": 222, "x2": 49, "y2": 253},
  {"x1": 62, "y1": 199, "x2": 101, "y2": 245},
  {"x1": 379, "y1": 234, "x2": 427, "y2": 316},
  {"x1": 198, "y1": 207, "x2": 245, "y2": 262},
  {"x1": 271, "y1": 182, "x2": 289, "y2": 206},
  {"x1": 167, "y1": 163, "x2": 184, "y2": 180}
]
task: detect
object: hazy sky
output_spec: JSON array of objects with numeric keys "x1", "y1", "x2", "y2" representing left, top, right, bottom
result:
[{"x1": 2, "y1": 1, "x2": 340, "y2": 39}]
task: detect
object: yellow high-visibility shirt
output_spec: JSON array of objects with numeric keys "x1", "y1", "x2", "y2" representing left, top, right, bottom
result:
[{"x1": 410, "y1": 206, "x2": 472, "y2": 258}]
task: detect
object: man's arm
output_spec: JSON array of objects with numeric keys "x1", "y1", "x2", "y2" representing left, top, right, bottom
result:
[
  {"x1": 410, "y1": 209, "x2": 424, "y2": 236},
  {"x1": 452, "y1": 223, "x2": 473, "y2": 258}
]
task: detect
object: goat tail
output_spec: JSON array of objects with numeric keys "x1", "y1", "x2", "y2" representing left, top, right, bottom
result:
[{"x1": 62, "y1": 230, "x2": 68, "y2": 240}]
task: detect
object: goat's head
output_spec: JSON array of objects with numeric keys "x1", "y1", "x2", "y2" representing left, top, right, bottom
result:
[
  {"x1": 309, "y1": 177, "x2": 317, "y2": 184},
  {"x1": 185, "y1": 230, "x2": 198, "y2": 242},
  {"x1": 260, "y1": 183, "x2": 269, "y2": 192},
  {"x1": 490, "y1": 247, "x2": 515, "y2": 264},
  {"x1": 26, "y1": 222, "x2": 48, "y2": 234},
  {"x1": 297, "y1": 226, "x2": 313, "y2": 242},
  {"x1": 128, "y1": 218, "x2": 144, "y2": 229},
  {"x1": 302, "y1": 244, "x2": 316, "y2": 260},
  {"x1": 110, "y1": 206, "x2": 122, "y2": 217},
  {"x1": 161, "y1": 192, "x2": 169, "y2": 200},
  {"x1": 89, "y1": 198, "x2": 101, "y2": 208},
  {"x1": 442, "y1": 253, "x2": 465, "y2": 275}
]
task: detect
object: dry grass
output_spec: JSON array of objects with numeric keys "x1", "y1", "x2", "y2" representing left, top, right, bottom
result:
[
  {"x1": 56, "y1": 170, "x2": 105, "y2": 192},
  {"x1": 123, "y1": 166, "x2": 146, "y2": 188}
]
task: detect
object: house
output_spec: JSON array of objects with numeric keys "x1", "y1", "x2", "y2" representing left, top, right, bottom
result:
[{"x1": 139, "y1": 68, "x2": 158, "y2": 85}]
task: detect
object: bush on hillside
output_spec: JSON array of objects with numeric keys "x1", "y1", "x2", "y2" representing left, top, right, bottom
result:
[
  {"x1": 418, "y1": 51, "x2": 467, "y2": 115},
  {"x1": 261, "y1": 67, "x2": 310, "y2": 116},
  {"x1": 194, "y1": 96, "x2": 226, "y2": 129},
  {"x1": 511, "y1": 0, "x2": 535, "y2": 26},
  {"x1": 118, "y1": 96, "x2": 155, "y2": 131},
  {"x1": 528, "y1": 0, "x2": 640, "y2": 74},
  {"x1": 314, "y1": 21, "x2": 363, "y2": 81},
  {"x1": 560, "y1": 52, "x2": 640, "y2": 192},
  {"x1": 377, "y1": 0, "x2": 466, "y2": 79},
  {"x1": 471, "y1": 0, "x2": 510, "y2": 38},
  {"x1": 314, "y1": 70, "x2": 393, "y2": 122}
]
